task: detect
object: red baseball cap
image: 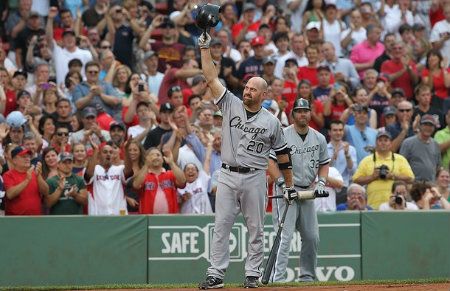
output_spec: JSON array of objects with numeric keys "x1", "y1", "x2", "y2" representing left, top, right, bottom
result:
[
  {"x1": 251, "y1": 36, "x2": 265, "y2": 47},
  {"x1": 11, "y1": 146, "x2": 31, "y2": 159}
]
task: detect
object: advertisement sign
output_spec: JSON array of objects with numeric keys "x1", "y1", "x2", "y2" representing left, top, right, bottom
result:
[{"x1": 148, "y1": 213, "x2": 361, "y2": 284}]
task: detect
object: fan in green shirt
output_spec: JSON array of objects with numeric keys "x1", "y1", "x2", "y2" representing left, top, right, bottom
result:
[{"x1": 45, "y1": 152, "x2": 87, "y2": 215}]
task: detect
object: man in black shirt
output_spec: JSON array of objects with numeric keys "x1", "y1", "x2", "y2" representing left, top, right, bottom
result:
[
  {"x1": 144, "y1": 103, "x2": 174, "y2": 150},
  {"x1": 373, "y1": 33, "x2": 396, "y2": 72},
  {"x1": 15, "y1": 11, "x2": 45, "y2": 70},
  {"x1": 209, "y1": 38, "x2": 240, "y2": 94}
]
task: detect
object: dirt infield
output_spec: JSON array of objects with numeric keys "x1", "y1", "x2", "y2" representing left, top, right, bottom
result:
[{"x1": 93, "y1": 282, "x2": 450, "y2": 291}]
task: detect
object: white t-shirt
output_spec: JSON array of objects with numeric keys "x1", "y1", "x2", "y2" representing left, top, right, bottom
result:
[
  {"x1": 430, "y1": 20, "x2": 450, "y2": 61},
  {"x1": 88, "y1": 164, "x2": 128, "y2": 215},
  {"x1": 382, "y1": 4, "x2": 414, "y2": 33},
  {"x1": 314, "y1": 167, "x2": 343, "y2": 212},
  {"x1": 128, "y1": 124, "x2": 147, "y2": 138},
  {"x1": 146, "y1": 72, "x2": 164, "y2": 97},
  {"x1": 32, "y1": 0, "x2": 49, "y2": 16},
  {"x1": 265, "y1": 42, "x2": 278, "y2": 57},
  {"x1": 153, "y1": 184, "x2": 170, "y2": 214},
  {"x1": 224, "y1": 48, "x2": 242, "y2": 64},
  {"x1": 274, "y1": 51, "x2": 308, "y2": 79},
  {"x1": 378, "y1": 201, "x2": 419, "y2": 211},
  {"x1": 53, "y1": 44, "x2": 92, "y2": 85},
  {"x1": 287, "y1": 0, "x2": 308, "y2": 33},
  {"x1": 2, "y1": 58, "x2": 16, "y2": 73},
  {"x1": 177, "y1": 170, "x2": 212, "y2": 214},
  {"x1": 340, "y1": 27, "x2": 367, "y2": 52},
  {"x1": 177, "y1": 144, "x2": 203, "y2": 172},
  {"x1": 323, "y1": 19, "x2": 346, "y2": 57}
]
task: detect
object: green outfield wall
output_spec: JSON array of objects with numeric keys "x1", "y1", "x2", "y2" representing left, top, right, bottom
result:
[{"x1": 0, "y1": 212, "x2": 449, "y2": 287}]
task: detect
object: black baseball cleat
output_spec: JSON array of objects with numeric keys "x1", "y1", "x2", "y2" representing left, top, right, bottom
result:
[
  {"x1": 244, "y1": 276, "x2": 259, "y2": 288},
  {"x1": 198, "y1": 276, "x2": 224, "y2": 289}
]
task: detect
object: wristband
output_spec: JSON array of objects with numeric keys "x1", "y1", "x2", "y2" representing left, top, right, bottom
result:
[{"x1": 318, "y1": 177, "x2": 326, "y2": 186}]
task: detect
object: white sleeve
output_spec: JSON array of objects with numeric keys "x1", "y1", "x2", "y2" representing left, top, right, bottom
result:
[{"x1": 430, "y1": 25, "x2": 441, "y2": 43}]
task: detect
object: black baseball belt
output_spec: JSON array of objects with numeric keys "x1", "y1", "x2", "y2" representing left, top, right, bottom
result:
[{"x1": 222, "y1": 163, "x2": 257, "y2": 173}]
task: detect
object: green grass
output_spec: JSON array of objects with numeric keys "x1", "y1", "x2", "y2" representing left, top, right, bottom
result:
[{"x1": 2, "y1": 278, "x2": 449, "y2": 290}]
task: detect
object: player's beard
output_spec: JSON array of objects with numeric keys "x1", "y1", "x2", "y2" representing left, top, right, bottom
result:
[
  {"x1": 243, "y1": 94, "x2": 255, "y2": 107},
  {"x1": 295, "y1": 116, "x2": 309, "y2": 128}
]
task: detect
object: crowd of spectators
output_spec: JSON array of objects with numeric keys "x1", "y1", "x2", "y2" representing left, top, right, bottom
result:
[{"x1": 1, "y1": 0, "x2": 450, "y2": 216}]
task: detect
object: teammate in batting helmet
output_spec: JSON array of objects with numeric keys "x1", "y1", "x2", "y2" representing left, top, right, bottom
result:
[{"x1": 293, "y1": 98, "x2": 311, "y2": 111}]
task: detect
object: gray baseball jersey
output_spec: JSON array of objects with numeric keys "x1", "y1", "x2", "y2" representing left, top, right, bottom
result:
[
  {"x1": 271, "y1": 126, "x2": 330, "y2": 282},
  {"x1": 285, "y1": 125, "x2": 330, "y2": 188},
  {"x1": 216, "y1": 90, "x2": 287, "y2": 169}
]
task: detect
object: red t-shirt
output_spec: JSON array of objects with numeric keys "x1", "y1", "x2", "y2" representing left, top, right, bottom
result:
[
  {"x1": 282, "y1": 80, "x2": 297, "y2": 114},
  {"x1": 381, "y1": 59, "x2": 417, "y2": 99},
  {"x1": 310, "y1": 99, "x2": 324, "y2": 131},
  {"x1": 421, "y1": 68, "x2": 450, "y2": 99},
  {"x1": 330, "y1": 103, "x2": 347, "y2": 121},
  {"x1": 182, "y1": 88, "x2": 193, "y2": 106},
  {"x1": 297, "y1": 67, "x2": 319, "y2": 87},
  {"x1": 121, "y1": 106, "x2": 139, "y2": 127},
  {"x1": 151, "y1": 41, "x2": 186, "y2": 73},
  {"x1": 5, "y1": 88, "x2": 17, "y2": 116},
  {"x1": 157, "y1": 68, "x2": 190, "y2": 104},
  {"x1": 96, "y1": 112, "x2": 116, "y2": 131},
  {"x1": 231, "y1": 21, "x2": 261, "y2": 40},
  {"x1": 3, "y1": 169, "x2": 42, "y2": 215},
  {"x1": 430, "y1": 7, "x2": 445, "y2": 28},
  {"x1": 138, "y1": 171, "x2": 180, "y2": 214},
  {"x1": 52, "y1": 143, "x2": 71, "y2": 154}
]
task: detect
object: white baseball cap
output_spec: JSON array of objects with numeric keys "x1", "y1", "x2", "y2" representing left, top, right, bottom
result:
[{"x1": 306, "y1": 21, "x2": 321, "y2": 31}]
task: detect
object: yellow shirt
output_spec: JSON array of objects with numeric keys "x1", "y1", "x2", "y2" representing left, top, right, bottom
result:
[{"x1": 352, "y1": 152, "x2": 415, "y2": 209}]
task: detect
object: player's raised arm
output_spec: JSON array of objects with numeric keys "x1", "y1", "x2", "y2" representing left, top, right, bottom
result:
[{"x1": 198, "y1": 32, "x2": 226, "y2": 100}]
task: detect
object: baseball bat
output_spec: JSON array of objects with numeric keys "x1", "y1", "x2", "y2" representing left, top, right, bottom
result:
[
  {"x1": 268, "y1": 190, "x2": 329, "y2": 200},
  {"x1": 261, "y1": 200, "x2": 290, "y2": 285}
]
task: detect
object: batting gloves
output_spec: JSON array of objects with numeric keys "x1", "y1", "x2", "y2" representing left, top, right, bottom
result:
[
  {"x1": 314, "y1": 177, "x2": 327, "y2": 197},
  {"x1": 283, "y1": 186, "x2": 297, "y2": 202},
  {"x1": 198, "y1": 32, "x2": 212, "y2": 49}
]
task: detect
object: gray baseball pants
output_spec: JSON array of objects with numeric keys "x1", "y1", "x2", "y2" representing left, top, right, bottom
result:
[
  {"x1": 270, "y1": 187, "x2": 319, "y2": 282},
  {"x1": 207, "y1": 168, "x2": 267, "y2": 279}
]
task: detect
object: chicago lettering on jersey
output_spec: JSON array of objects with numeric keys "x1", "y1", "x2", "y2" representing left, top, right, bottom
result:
[
  {"x1": 230, "y1": 116, "x2": 267, "y2": 139},
  {"x1": 290, "y1": 144, "x2": 319, "y2": 155}
]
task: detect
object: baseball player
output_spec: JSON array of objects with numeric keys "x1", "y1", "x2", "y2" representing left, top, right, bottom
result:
[
  {"x1": 268, "y1": 98, "x2": 330, "y2": 282},
  {"x1": 197, "y1": 32, "x2": 296, "y2": 289}
]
